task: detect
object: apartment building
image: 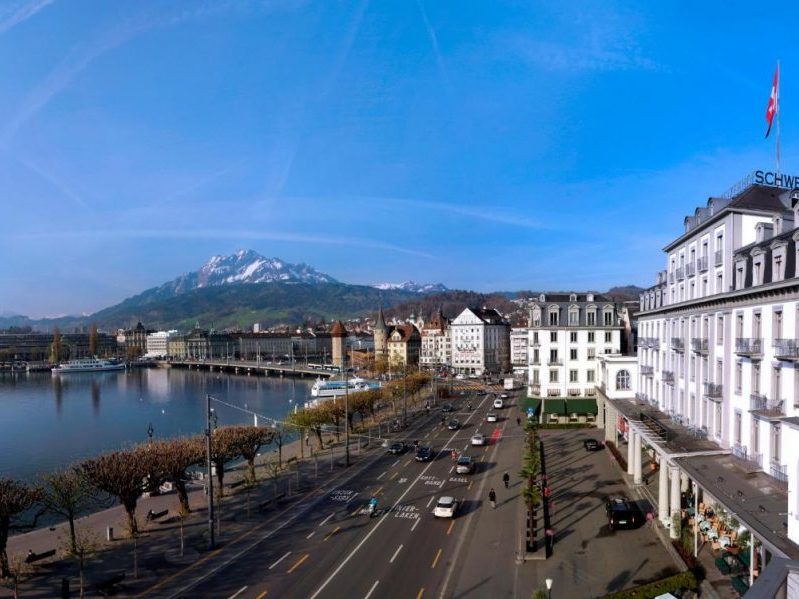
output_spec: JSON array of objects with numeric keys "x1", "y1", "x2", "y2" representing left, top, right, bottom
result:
[
  {"x1": 510, "y1": 327, "x2": 529, "y2": 374},
  {"x1": 420, "y1": 307, "x2": 451, "y2": 369},
  {"x1": 451, "y1": 307, "x2": 510, "y2": 375}
]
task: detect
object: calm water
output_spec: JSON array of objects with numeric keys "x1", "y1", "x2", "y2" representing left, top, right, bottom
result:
[{"x1": 0, "y1": 367, "x2": 314, "y2": 482}]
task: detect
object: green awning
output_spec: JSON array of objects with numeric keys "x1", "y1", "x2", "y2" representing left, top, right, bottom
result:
[
  {"x1": 541, "y1": 399, "x2": 566, "y2": 415},
  {"x1": 524, "y1": 397, "x2": 542, "y2": 414},
  {"x1": 565, "y1": 398, "x2": 598, "y2": 415}
]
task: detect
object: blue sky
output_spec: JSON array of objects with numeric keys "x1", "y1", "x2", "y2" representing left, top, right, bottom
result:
[{"x1": 0, "y1": 0, "x2": 795, "y2": 317}]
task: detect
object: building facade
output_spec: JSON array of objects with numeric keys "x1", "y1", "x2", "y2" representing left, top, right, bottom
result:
[
  {"x1": 527, "y1": 293, "x2": 623, "y2": 398},
  {"x1": 420, "y1": 308, "x2": 451, "y2": 369},
  {"x1": 450, "y1": 307, "x2": 510, "y2": 375},
  {"x1": 145, "y1": 330, "x2": 178, "y2": 358},
  {"x1": 331, "y1": 320, "x2": 347, "y2": 369},
  {"x1": 387, "y1": 323, "x2": 421, "y2": 367},
  {"x1": 510, "y1": 327, "x2": 529, "y2": 374}
]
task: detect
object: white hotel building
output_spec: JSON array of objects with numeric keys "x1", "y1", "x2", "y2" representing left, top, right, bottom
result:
[
  {"x1": 606, "y1": 182, "x2": 799, "y2": 588},
  {"x1": 450, "y1": 307, "x2": 510, "y2": 375}
]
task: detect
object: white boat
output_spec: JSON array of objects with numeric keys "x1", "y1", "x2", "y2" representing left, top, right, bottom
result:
[
  {"x1": 310, "y1": 376, "x2": 379, "y2": 398},
  {"x1": 52, "y1": 358, "x2": 126, "y2": 374}
]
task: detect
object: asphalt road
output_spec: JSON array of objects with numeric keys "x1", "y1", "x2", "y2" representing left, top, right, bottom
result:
[{"x1": 152, "y1": 386, "x2": 518, "y2": 599}]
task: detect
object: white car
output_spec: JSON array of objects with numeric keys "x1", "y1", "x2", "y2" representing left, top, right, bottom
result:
[
  {"x1": 433, "y1": 496, "x2": 459, "y2": 518},
  {"x1": 471, "y1": 433, "x2": 485, "y2": 446},
  {"x1": 486, "y1": 413, "x2": 498, "y2": 422},
  {"x1": 493, "y1": 398, "x2": 504, "y2": 409},
  {"x1": 500, "y1": 393, "x2": 510, "y2": 400}
]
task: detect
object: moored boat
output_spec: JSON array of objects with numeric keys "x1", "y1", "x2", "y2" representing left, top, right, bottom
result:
[{"x1": 52, "y1": 358, "x2": 126, "y2": 374}]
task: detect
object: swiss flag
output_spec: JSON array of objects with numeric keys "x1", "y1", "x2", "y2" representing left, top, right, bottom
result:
[{"x1": 766, "y1": 64, "x2": 779, "y2": 138}]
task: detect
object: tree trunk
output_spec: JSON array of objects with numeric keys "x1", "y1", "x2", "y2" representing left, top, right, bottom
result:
[
  {"x1": 215, "y1": 461, "x2": 225, "y2": 499},
  {"x1": 123, "y1": 499, "x2": 138, "y2": 536},
  {"x1": 68, "y1": 514, "x2": 77, "y2": 554},
  {"x1": 0, "y1": 514, "x2": 10, "y2": 578},
  {"x1": 246, "y1": 457, "x2": 256, "y2": 483},
  {"x1": 79, "y1": 552, "x2": 85, "y2": 599},
  {"x1": 314, "y1": 427, "x2": 324, "y2": 449},
  {"x1": 174, "y1": 479, "x2": 191, "y2": 515}
]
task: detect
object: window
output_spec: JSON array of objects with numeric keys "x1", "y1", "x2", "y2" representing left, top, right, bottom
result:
[
  {"x1": 604, "y1": 331, "x2": 612, "y2": 343},
  {"x1": 587, "y1": 370, "x2": 595, "y2": 383},
  {"x1": 533, "y1": 331, "x2": 539, "y2": 344},
  {"x1": 603, "y1": 309, "x2": 614, "y2": 326},
  {"x1": 587, "y1": 309, "x2": 596, "y2": 326},
  {"x1": 587, "y1": 348, "x2": 596, "y2": 360},
  {"x1": 716, "y1": 315, "x2": 724, "y2": 344},
  {"x1": 587, "y1": 332, "x2": 595, "y2": 343},
  {"x1": 752, "y1": 363, "x2": 760, "y2": 393},
  {"x1": 569, "y1": 369, "x2": 578, "y2": 383},
  {"x1": 549, "y1": 308, "x2": 559, "y2": 326},
  {"x1": 568, "y1": 307, "x2": 579, "y2": 326},
  {"x1": 716, "y1": 273, "x2": 723, "y2": 293},
  {"x1": 734, "y1": 411, "x2": 742, "y2": 445},
  {"x1": 532, "y1": 349, "x2": 540, "y2": 364},
  {"x1": 532, "y1": 308, "x2": 541, "y2": 327},
  {"x1": 570, "y1": 332, "x2": 577, "y2": 343},
  {"x1": 615, "y1": 370, "x2": 630, "y2": 390},
  {"x1": 570, "y1": 348, "x2": 577, "y2": 360},
  {"x1": 550, "y1": 331, "x2": 557, "y2": 342},
  {"x1": 532, "y1": 369, "x2": 539, "y2": 383},
  {"x1": 735, "y1": 362, "x2": 742, "y2": 393},
  {"x1": 549, "y1": 369, "x2": 558, "y2": 383},
  {"x1": 549, "y1": 349, "x2": 558, "y2": 363},
  {"x1": 774, "y1": 310, "x2": 783, "y2": 343},
  {"x1": 772, "y1": 425, "x2": 781, "y2": 463}
]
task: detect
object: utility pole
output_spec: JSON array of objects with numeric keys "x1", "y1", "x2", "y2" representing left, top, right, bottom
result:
[
  {"x1": 345, "y1": 360, "x2": 350, "y2": 467},
  {"x1": 403, "y1": 364, "x2": 407, "y2": 427},
  {"x1": 205, "y1": 394, "x2": 215, "y2": 550}
]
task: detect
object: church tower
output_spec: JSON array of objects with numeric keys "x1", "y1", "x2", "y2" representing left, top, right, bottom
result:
[
  {"x1": 373, "y1": 307, "x2": 388, "y2": 358},
  {"x1": 331, "y1": 320, "x2": 347, "y2": 370}
]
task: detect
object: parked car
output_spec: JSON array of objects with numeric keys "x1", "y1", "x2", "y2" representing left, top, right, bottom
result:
[
  {"x1": 493, "y1": 398, "x2": 504, "y2": 409},
  {"x1": 606, "y1": 497, "x2": 641, "y2": 530},
  {"x1": 447, "y1": 419, "x2": 460, "y2": 430},
  {"x1": 415, "y1": 445, "x2": 434, "y2": 462},
  {"x1": 486, "y1": 413, "x2": 498, "y2": 422},
  {"x1": 583, "y1": 439, "x2": 603, "y2": 451},
  {"x1": 388, "y1": 442, "x2": 408, "y2": 455},
  {"x1": 470, "y1": 433, "x2": 485, "y2": 446},
  {"x1": 433, "y1": 496, "x2": 459, "y2": 518},
  {"x1": 455, "y1": 455, "x2": 475, "y2": 474}
]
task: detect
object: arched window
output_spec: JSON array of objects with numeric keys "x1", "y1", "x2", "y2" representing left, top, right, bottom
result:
[{"x1": 616, "y1": 369, "x2": 631, "y2": 391}]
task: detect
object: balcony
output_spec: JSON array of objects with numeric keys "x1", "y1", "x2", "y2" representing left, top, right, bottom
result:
[
  {"x1": 770, "y1": 463, "x2": 789, "y2": 487},
  {"x1": 714, "y1": 249, "x2": 723, "y2": 266},
  {"x1": 529, "y1": 384, "x2": 541, "y2": 395},
  {"x1": 731, "y1": 444, "x2": 763, "y2": 468},
  {"x1": 774, "y1": 339, "x2": 799, "y2": 361},
  {"x1": 640, "y1": 365, "x2": 654, "y2": 376},
  {"x1": 547, "y1": 358, "x2": 563, "y2": 366},
  {"x1": 703, "y1": 382, "x2": 722, "y2": 399},
  {"x1": 671, "y1": 337, "x2": 685, "y2": 352},
  {"x1": 676, "y1": 266, "x2": 685, "y2": 280},
  {"x1": 662, "y1": 370, "x2": 675, "y2": 384},
  {"x1": 735, "y1": 338, "x2": 763, "y2": 359},
  {"x1": 749, "y1": 393, "x2": 784, "y2": 417},
  {"x1": 697, "y1": 256, "x2": 708, "y2": 272},
  {"x1": 690, "y1": 338, "x2": 708, "y2": 354},
  {"x1": 686, "y1": 262, "x2": 696, "y2": 277},
  {"x1": 635, "y1": 392, "x2": 649, "y2": 404}
]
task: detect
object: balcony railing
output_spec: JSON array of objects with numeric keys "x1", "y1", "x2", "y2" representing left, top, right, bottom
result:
[
  {"x1": 735, "y1": 338, "x2": 763, "y2": 358},
  {"x1": 671, "y1": 338, "x2": 685, "y2": 352},
  {"x1": 714, "y1": 249, "x2": 723, "y2": 266},
  {"x1": 774, "y1": 339, "x2": 799, "y2": 361},
  {"x1": 686, "y1": 262, "x2": 696, "y2": 277},
  {"x1": 640, "y1": 365, "x2": 654, "y2": 376},
  {"x1": 731, "y1": 443, "x2": 748, "y2": 460},
  {"x1": 676, "y1": 267, "x2": 685, "y2": 280},
  {"x1": 690, "y1": 338, "x2": 708, "y2": 354},
  {"x1": 703, "y1": 382, "x2": 722, "y2": 399},
  {"x1": 662, "y1": 370, "x2": 675, "y2": 383},
  {"x1": 749, "y1": 393, "x2": 784, "y2": 416},
  {"x1": 635, "y1": 392, "x2": 648, "y2": 404},
  {"x1": 770, "y1": 463, "x2": 789, "y2": 486},
  {"x1": 697, "y1": 256, "x2": 708, "y2": 272},
  {"x1": 547, "y1": 358, "x2": 562, "y2": 366},
  {"x1": 529, "y1": 384, "x2": 541, "y2": 395}
]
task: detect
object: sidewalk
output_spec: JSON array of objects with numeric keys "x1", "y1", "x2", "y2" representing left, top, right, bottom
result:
[{"x1": 1, "y1": 385, "x2": 438, "y2": 598}]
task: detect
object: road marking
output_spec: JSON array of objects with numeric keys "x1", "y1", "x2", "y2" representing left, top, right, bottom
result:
[
  {"x1": 346, "y1": 492, "x2": 359, "y2": 503},
  {"x1": 324, "y1": 526, "x2": 341, "y2": 541},
  {"x1": 269, "y1": 552, "x2": 291, "y2": 570},
  {"x1": 306, "y1": 531, "x2": 315, "y2": 539},
  {"x1": 411, "y1": 517, "x2": 421, "y2": 531},
  {"x1": 373, "y1": 486, "x2": 383, "y2": 496},
  {"x1": 448, "y1": 466, "x2": 454, "y2": 473},
  {"x1": 389, "y1": 544, "x2": 403, "y2": 563},
  {"x1": 389, "y1": 471, "x2": 398, "y2": 480},
  {"x1": 319, "y1": 513, "x2": 334, "y2": 527},
  {"x1": 377, "y1": 471, "x2": 386, "y2": 480},
  {"x1": 447, "y1": 520, "x2": 455, "y2": 535},
  {"x1": 467, "y1": 481, "x2": 473, "y2": 490},
  {"x1": 416, "y1": 588, "x2": 424, "y2": 599},
  {"x1": 228, "y1": 587, "x2": 247, "y2": 599},
  {"x1": 391, "y1": 459, "x2": 400, "y2": 467},
  {"x1": 287, "y1": 553, "x2": 309, "y2": 574},
  {"x1": 431, "y1": 548, "x2": 442, "y2": 568},
  {"x1": 404, "y1": 459, "x2": 412, "y2": 466},
  {"x1": 255, "y1": 592, "x2": 267, "y2": 599},
  {"x1": 426, "y1": 496, "x2": 435, "y2": 508},
  {"x1": 364, "y1": 580, "x2": 380, "y2": 599},
  {"x1": 350, "y1": 506, "x2": 362, "y2": 517},
  {"x1": 438, "y1": 479, "x2": 445, "y2": 488}
]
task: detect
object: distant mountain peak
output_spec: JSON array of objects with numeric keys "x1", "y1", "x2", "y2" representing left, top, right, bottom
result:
[{"x1": 374, "y1": 281, "x2": 448, "y2": 294}]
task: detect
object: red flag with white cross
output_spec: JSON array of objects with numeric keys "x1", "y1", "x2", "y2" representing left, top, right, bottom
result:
[{"x1": 766, "y1": 64, "x2": 779, "y2": 138}]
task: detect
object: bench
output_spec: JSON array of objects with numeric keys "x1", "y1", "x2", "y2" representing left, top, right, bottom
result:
[
  {"x1": 25, "y1": 549, "x2": 56, "y2": 564},
  {"x1": 95, "y1": 571, "x2": 125, "y2": 596},
  {"x1": 146, "y1": 509, "x2": 168, "y2": 522},
  {"x1": 229, "y1": 480, "x2": 246, "y2": 489}
]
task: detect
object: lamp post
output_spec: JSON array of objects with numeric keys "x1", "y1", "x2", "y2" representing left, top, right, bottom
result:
[
  {"x1": 545, "y1": 578, "x2": 553, "y2": 599},
  {"x1": 205, "y1": 395, "x2": 216, "y2": 550},
  {"x1": 147, "y1": 422, "x2": 154, "y2": 444},
  {"x1": 344, "y1": 361, "x2": 350, "y2": 468}
]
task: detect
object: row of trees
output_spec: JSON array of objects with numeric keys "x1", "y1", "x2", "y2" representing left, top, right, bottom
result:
[
  {"x1": 0, "y1": 425, "x2": 274, "y2": 581},
  {"x1": 520, "y1": 420, "x2": 543, "y2": 552}
]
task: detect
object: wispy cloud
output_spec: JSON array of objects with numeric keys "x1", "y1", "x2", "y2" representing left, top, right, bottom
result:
[
  {"x1": 11, "y1": 227, "x2": 435, "y2": 258},
  {"x1": 0, "y1": 0, "x2": 54, "y2": 35},
  {"x1": 415, "y1": 0, "x2": 450, "y2": 88},
  {"x1": 16, "y1": 156, "x2": 90, "y2": 209}
]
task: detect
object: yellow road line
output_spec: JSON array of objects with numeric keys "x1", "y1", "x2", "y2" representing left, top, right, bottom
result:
[
  {"x1": 389, "y1": 471, "x2": 398, "y2": 480},
  {"x1": 287, "y1": 553, "x2": 309, "y2": 573},
  {"x1": 467, "y1": 481, "x2": 473, "y2": 490},
  {"x1": 416, "y1": 588, "x2": 424, "y2": 599},
  {"x1": 255, "y1": 592, "x2": 267, "y2": 599},
  {"x1": 431, "y1": 548, "x2": 442, "y2": 569},
  {"x1": 404, "y1": 459, "x2": 412, "y2": 467},
  {"x1": 133, "y1": 546, "x2": 223, "y2": 597},
  {"x1": 446, "y1": 520, "x2": 455, "y2": 535},
  {"x1": 373, "y1": 486, "x2": 383, "y2": 496},
  {"x1": 324, "y1": 526, "x2": 341, "y2": 541}
]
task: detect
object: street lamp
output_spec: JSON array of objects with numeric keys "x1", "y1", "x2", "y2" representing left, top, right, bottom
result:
[
  {"x1": 205, "y1": 396, "x2": 218, "y2": 550},
  {"x1": 545, "y1": 578, "x2": 553, "y2": 599},
  {"x1": 147, "y1": 422, "x2": 154, "y2": 443}
]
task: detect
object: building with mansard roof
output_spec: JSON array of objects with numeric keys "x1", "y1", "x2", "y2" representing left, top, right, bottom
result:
[
  {"x1": 420, "y1": 307, "x2": 451, "y2": 370},
  {"x1": 451, "y1": 307, "x2": 510, "y2": 375}
]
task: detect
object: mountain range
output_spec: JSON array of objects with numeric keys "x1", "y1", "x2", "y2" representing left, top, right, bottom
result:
[{"x1": 0, "y1": 250, "x2": 643, "y2": 332}]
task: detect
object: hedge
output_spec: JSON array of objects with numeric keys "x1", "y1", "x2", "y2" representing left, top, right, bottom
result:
[
  {"x1": 538, "y1": 423, "x2": 594, "y2": 429},
  {"x1": 599, "y1": 571, "x2": 697, "y2": 599}
]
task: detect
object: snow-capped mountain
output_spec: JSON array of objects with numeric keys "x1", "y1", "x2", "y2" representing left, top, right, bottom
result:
[
  {"x1": 158, "y1": 250, "x2": 337, "y2": 295},
  {"x1": 374, "y1": 281, "x2": 448, "y2": 294}
]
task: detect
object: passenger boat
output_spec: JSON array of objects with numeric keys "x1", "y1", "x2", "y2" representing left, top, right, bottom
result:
[
  {"x1": 52, "y1": 358, "x2": 126, "y2": 374},
  {"x1": 310, "y1": 377, "x2": 379, "y2": 398}
]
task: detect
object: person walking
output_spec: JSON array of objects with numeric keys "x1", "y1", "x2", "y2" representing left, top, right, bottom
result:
[
  {"x1": 502, "y1": 472, "x2": 510, "y2": 489},
  {"x1": 488, "y1": 487, "x2": 497, "y2": 509},
  {"x1": 516, "y1": 416, "x2": 521, "y2": 427}
]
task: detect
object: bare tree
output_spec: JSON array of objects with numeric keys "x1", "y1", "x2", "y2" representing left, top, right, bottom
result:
[
  {"x1": 39, "y1": 469, "x2": 97, "y2": 554},
  {"x1": 88, "y1": 323, "x2": 98, "y2": 356},
  {"x1": 209, "y1": 427, "x2": 240, "y2": 499},
  {"x1": 78, "y1": 450, "x2": 148, "y2": 536},
  {"x1": 0, "y1": 554, "x2": 30, "y2": 599},
  {"x1": 50, "y1": 326, "x2": 62, "y2": 364},
  {"x1": 61, "y1": 526, "x2": 98, "y2": 599},
  {"x1": 0, "y1": 479, "x2": 40, "y2": 578},
  {"x1": 145, "y1": 437, "x2": 204, "y2": 515},
  {"x1": 226, "y1": 427, "x2": 274, "y2": 483}
]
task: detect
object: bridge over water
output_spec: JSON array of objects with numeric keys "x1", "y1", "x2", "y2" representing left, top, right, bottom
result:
[{"x1": 167, "y1": 359, "x2": 336, "y2": 378}]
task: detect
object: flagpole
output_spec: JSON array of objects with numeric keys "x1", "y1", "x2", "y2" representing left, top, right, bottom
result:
[{"x1": 777, "y1": 59, "x2": 781, "y2": 179}]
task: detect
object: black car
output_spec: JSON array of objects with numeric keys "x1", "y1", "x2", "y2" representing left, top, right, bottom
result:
[
  {"x1": 415, "y1": 445, "x2": 434, "y2": 462},
  {"x1": 441, "y1": 404, "x2": 455, "y2": 413},
  {"x1": 583, "y1": 439, "x2": 603, "y2": 451},
  {"x1": 387, "y1": 442, "x2": 407, "y2": 455},
  {"x1": 605, "y1": 497, "x2": 641, "y2": 530},
  {"x1": 447, "y1": 419, "x2": 460, "y2": 430}
]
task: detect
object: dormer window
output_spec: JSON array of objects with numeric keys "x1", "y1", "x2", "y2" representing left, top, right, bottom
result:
[
  {"x1": 539, "y1": 293, "x2": 546, "y2": 302},
  {"x1": 734, "y1": 257, "x2": 747, "y2": 290},
  {"x1": 586, "y1": 306, "x2": 597, "y2": 326},
  {"x1": 568, "y1": 305, "x2": 579, "y2": 326},
  {"x1": 586, "y1": 293, "x2": 594, "y2": 302},
  {"x1": 548, "y1": 306, "x2": 559, "y2": 326},
  {"x1": 531, "y1": 307, "x2": 541, "y2": 327},
  {"x1": 751, "y1": 249, "x2": 766, "y2": 286},
  {"x1": 772, "y1": 240, "x2": 787, "y2": 282},
  {"x1": 603, "y1": 306, "x2": 614, "y2": 326},
  {"x1": 569, "y1": 293, "x2": 577, "y2": 302}
]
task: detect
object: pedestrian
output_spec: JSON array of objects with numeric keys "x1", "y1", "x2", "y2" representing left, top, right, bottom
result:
[
  {"x1": 516, "y1": 416, "x2": 521, "y2": 427},
  {"x1": 488, "y1": 487, "x2": 497, "y2": 509},
  {"x1": 502, "y1": 471, "x2": 510, "y2": 489},
  {"x1": 305, "y1": 433, "x2": 310, "y2": 446}
]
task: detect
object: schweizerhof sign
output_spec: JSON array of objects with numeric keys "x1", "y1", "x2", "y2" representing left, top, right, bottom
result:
[{"x1": 721, "y1": 169, "x2": 799, "y2": 199}]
